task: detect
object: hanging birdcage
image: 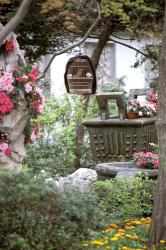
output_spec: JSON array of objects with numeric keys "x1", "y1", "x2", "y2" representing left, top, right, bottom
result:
[{"x1": 64, "y1": 55, "x2": 96, "y2": 95}]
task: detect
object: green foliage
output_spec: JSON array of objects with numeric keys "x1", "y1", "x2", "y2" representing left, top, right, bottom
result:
[
  {"x1": 0, "y1": 170, "x2": 102, "y2": 250},
  {"x1": 100, "y1": 76, "x2": 126, "y2": 93},
  {"x1": 24, "y1": 94, "x2": 99, "y2": 177},
  {"x1": 93, "y1": 176, "x2": 156, "y2": 223},
  {"x1": 100, "y1": 76, "x2": 127, "y2": 116},
  {"x1": 101, "y1": 0, "x2": 158, "y2": 28}
]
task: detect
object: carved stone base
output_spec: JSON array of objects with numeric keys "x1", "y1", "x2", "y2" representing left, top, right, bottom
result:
[{"x1": 0, "y1": 110, "x2": 30, "y2": 170}]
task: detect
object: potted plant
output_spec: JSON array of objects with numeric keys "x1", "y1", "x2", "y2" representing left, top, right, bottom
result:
[
  {"x1": 127, "y1": 98, "x2": 157, "y2": 119},
  {"x1": 132, "y1": 151, "x2": 159, "y2": 169}
]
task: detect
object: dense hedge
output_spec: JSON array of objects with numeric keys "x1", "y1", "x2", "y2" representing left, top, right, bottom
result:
[{"x1": 0, "y1": 170, "x2": 102, "y2": 250}]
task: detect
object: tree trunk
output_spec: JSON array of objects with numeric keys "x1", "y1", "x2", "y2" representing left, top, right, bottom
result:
[
  {"x1": 148, "y1": 1, "x2": 166, "y2": 246},
  {"x1": 91, "y1": 22, "x2": 112, "y2": 68},
  {"x1": 74, "y1": 23, "x2": 112, "y2": 169}
]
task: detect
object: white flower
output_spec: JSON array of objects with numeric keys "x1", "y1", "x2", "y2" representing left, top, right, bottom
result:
[
  {"x1": 25, "y1": 83, "x2": 32, "y2": 93},
  {"x1": 138, "y1": 111, "x2": 143, "y2": 116}
]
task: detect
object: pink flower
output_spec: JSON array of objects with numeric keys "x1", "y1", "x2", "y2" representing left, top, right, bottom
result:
[
  {"x1": 0, "y1": 72, "x2": 14, "y2": 93},
  {"x1": 30, "y1": 123, "x2": 41, "y2": 142},
  {"x1": 137, "y1": 158, "x2": 147, "y2": 166},
  {"x1": 24, "y1": 83, "x2": 32, "y2": 93},
  {"x1": 0, "y1": 92, "x2": 14, "y2": 114},
  {"x1": 152, "y1": 159, "x2": 159, "y2": 168},
  {"x1": 0, "y1": 143, "x2": 8, "y2": 152},
  {"x1": 34, "y1": 87, "x2": 42, "y2": 95},
  {"x1": 30, "y1": 131, "x2": 37, "y2": 142},
  {"x1": 145, "y1": 152, "x2": 153, "y2": 158}
]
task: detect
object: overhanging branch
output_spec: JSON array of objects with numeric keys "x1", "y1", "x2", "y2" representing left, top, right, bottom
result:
[
  {"x1": 109, "y1": 37, "x2": 151, "y2": 58},
  {"x1": 38, "y1": 0, "x2": 101, "y2": 80},
  {"x1": 0, "y1": 0, "x2": 33, "y2": 45}
]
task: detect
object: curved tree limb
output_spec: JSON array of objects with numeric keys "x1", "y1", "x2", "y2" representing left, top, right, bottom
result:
[
  {"x1": 37, "y1": 0, "x2": 101, "y2": 80},
  {"x1": 108, "y1": 37, "x2": 151, "y2": 58},
  {"x1": 0, "y1": 0, "x2": 33, "y2": 45}
]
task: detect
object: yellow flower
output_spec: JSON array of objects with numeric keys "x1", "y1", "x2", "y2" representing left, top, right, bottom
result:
[
  {"x1": 105, "y1": 247, "x2": 111, "y2": 250},
  {"x1": 115, "y1": 233, "x2": 123, "y2": 237},
  {"x1": 82, "y1": 243, "x2": 89, "y2": 247},
  {"x1": 90, "y1": 240, "x2": 105, "y2": 246},
  {"x1": 110, "y1": 236, "x2": 118, "y2": 241},
  {"x1": 129, "y1": 220, "x2": 141, "y2": 225},
  {"x1": 125, "y1": 234, "x2": 138, "y2": 239},
  {"x1": 110, "y1": 223, "x2": 118, "y2": 228},
  {"x1": 102, "y1": 228, "x2": 112, "y2": 233},
  {"x1": 125, "y1": 226, "x2": 136, "y2": 229},
  {"x1": 160, "y1": 239, "x2": 166, "y2": 243}
]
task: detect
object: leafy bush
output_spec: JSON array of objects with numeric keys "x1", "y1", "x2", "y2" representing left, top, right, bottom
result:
[
  {"x1": 93, "y1": 176, "x2": 156, "y2": 223},
  {"x1": 0, "y1": 170, "x2": 103, "y2": 250},
  {"x1": 24, "y1": 94, "x2": 99, "y2": 177}
]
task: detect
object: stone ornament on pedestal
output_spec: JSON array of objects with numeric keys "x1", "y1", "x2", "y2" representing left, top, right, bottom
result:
[{"x1": 83, "y1": 92, "x2": 157, "y2": 163}]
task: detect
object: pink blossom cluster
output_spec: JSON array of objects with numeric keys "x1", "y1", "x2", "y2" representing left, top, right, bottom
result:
[
  {"x1": 13, "y1": 65, "x2": 45, "y2": 115},
  {"x1": 32, "y1": 94, "x2": 45, "y2": 114},
  {"x1": 133, "y1": 151, "x2": 159, "y2": 169},
  {"x1": 0, "y1": 142, "x2": 12, "y2": 155},
  {"x1": 147, "y1": 92, "x2": 158, "y2": 111},
  {"x1": 30, "y1": 123, "x2": 41, "y2": 142},
  {"x1": 0, "y1": 92, "x2": 14, "y2": 114},
  {"x1": 0, "y1": 72, "x2": 14, "y2": 93}
]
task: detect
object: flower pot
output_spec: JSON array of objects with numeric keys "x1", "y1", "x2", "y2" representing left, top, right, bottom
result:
[{"x1": 127, "y1": 111, "x2": 140, "y2": 119}]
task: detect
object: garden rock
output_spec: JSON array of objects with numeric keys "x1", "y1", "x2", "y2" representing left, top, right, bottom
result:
[{"x1": 55, "y1": 168, "x2": 97, "y2": 192}]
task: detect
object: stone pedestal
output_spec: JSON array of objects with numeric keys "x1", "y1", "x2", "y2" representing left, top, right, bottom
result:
[{"x1": 0, "y1": 109, "x2": 29, "y2": 170}]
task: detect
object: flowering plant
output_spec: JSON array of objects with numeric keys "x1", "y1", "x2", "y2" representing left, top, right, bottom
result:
[
  {"x1": 0, "y1": 64, "x2": 45, "y2": 120},
  {"x1": 0, "y1": 131, "x2": 12, "y2": 155},
  {"x1": 127, "y1": 98, "x2": 157, "y2": 118},
  {"x1": 0, "y1": 32, "x2": 19, "y2": 55},
  {"x1": 133, "y1": 151, "x2": 159, "y2": 169},
  {"x1": 147, "y1": 92, "x2": 158, "y2": 111}
]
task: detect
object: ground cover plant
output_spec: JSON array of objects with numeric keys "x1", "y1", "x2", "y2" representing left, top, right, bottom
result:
[
  {"x1": 82, "y1": 217, "x2": 166, "y2": 249},
  {"x1": 81, "y1": 176, "x2": 159, "y2": 249}
]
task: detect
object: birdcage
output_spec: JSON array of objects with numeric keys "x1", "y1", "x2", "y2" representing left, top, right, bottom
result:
[{"x1": 64, "y1": 55, "x2": 96, "y2": 95}]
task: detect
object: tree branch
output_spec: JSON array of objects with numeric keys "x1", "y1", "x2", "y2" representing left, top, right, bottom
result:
[
  {"x1": 0, "y1": 0, "x2": 33, "y2": 45},
  {"x1": 108, "y1": 37, "x2": 151, "y2": 58},
  {"x1": 38, "y1": 0, "x2": 101, "y2": 80}
]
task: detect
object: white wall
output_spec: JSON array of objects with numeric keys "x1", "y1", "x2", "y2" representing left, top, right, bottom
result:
[
  {"x1": 115, "y1": 39, "x2": 146, "y2": 93},
  {"x1": 50, "y1": 53, "x2": 71, "y2": 95}
]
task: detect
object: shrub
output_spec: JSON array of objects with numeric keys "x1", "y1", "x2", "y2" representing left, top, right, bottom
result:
[
  {"x1": 93, "y1": 176, "x2": 156, "y2": 223},
  {"x1": 24, "y1": 94, "x2": 99, "y2": 177},
  {"x1": 0, "y1": 170, "x2": 102, "y2": 250}
]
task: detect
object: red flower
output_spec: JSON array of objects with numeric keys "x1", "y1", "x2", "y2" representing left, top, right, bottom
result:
[
  {"x1": 28, "y1": 67, "x2": 39, "y2": 83},
  {"x1": 16, "y1": 75, "x2": 28, "y2": 83},
  {"x1": 5, "y1": 147, "x2": 12, "y2": 155},
  {"x1": 0, "y1": 92, "x2": 14, "y2": 114},
  {"x1": 6, "y1": 38, "x2": 15, "y2": 54}
]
